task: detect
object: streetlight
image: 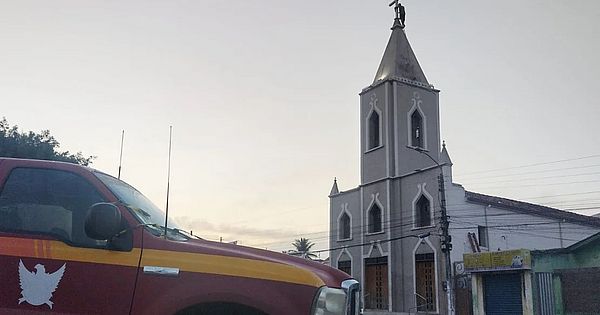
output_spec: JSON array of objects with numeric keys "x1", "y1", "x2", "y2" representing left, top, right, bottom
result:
[{"x1": 409, "y1": 146, "x2": 454, "y2": 315}]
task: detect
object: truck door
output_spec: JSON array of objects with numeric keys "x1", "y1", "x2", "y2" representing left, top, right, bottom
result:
[{"x1": 0, "y1": 167, "x2": 141, "y2": 314}]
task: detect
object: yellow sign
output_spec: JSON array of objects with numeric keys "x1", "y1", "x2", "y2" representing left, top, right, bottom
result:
[{"x1": 463, "y1": 249, "x2": 531, "y2": 272}]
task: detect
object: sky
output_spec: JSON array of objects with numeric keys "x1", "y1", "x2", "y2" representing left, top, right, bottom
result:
[{"x1": 1, "y1": 1, "x2": 599, "y2": 254}]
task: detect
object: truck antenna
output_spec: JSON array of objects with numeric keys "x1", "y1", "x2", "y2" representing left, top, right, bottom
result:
[
  {"x1": 118, "y1": 130, "x2": 125, "y2": 179},
  {"x1": 164, "y1": 126, "x2": 173, "y2": 239}
]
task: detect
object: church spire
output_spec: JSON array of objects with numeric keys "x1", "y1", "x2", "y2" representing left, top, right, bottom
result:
[
  {"x1": 440, "y1": 141, "x2": 453, "y2": 166},
  {"x1": 373, "y1": 3, "x2": 428, "y2": 84},
  {"x1": 329, "y1": 177, "x2": 339, "y2": 196}
]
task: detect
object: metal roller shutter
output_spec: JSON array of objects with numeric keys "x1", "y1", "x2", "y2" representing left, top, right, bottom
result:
[
  {"x1": 483, "y1": 273, "x2": 523, "y2": 315},
  {"x1": 536, "y1": 272, "x2": 555, "y2": 315}
]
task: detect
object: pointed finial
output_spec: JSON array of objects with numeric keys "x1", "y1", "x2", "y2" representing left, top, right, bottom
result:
[
  {"x1": 440, "y1": 141, "x2": 453, "y2": 166},
  {"x1": 330, "y1": 177, "x2": 340, "y2": 196}
]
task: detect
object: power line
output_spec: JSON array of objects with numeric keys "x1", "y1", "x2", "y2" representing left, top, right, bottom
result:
[
  {"x1": 456, "y1": 163, "x2": 600, "y2": 183},
  {"x1": 455, "y1": 154, "x2": 600, "y2": 177},
  {"x1": 237, "y1": 155, "x2": 600, "y2": 250},
  {"x1": 449, "y1": 221, "x2": 559, "y2": 229},
  {"x1": 250, "y1": 193, "x2": 600, "y2": 248},
  {"x1": 251, "y1": 217, "x2": 429, "y2": 247},
  {"x1": 251, "y1": 206, "x2": 600, "y2": 250},
  {"x1": 245, "y1": 186, "x2": 600, "y2": 249},
  {"x1": 464, "y1": 171, "x2": 600, "y2": 185},
  {"x1": 304, "y1": 219, "x2": 596, "y2": 256},
  {"x1": 473, "y1": 179, "x2": 600, "y2": 190},
  {"x1": 520, "y1": 190, "x2": 600, "y2": 200},
  {"x1": 269, "y1": 196, "x2": 600, "y2": 240},
  {"x1": 447, "y1": 204, "x2": 600, "y2": 213},
  {"x1": 246, "y1": 166, "x2": 600, "y2": 247},
  {"x1": 448, "y1": 218, "x2": 589, "y2": 242},
  {"x1": 312, "y1": 233, "x2": 427, "y2": 254}
]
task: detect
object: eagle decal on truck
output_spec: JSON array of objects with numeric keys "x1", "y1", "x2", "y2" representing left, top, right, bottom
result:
[{"x1": 18, "y1": 260, "x2": 66, "y2": 309}]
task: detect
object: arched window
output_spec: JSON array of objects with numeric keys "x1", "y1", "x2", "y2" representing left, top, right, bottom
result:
[
  {"x1": 368, "y1": 204, "x2": 383, "y2": 233},
  {"x1": 415, "y1": 195, "x2": 431, "y2": 227},
  {"x1": 338, "y1": 260, "x2": 351, "y2": 275},
  {"x1": 339, "y1": 213, "x2": 351, "y2": 240},
  {"x1": 411, "y1": 110, "x2": 423, "y2": 148},
  {"x1": 368, "y1": 111, "x2": 380, "y2": 149}
]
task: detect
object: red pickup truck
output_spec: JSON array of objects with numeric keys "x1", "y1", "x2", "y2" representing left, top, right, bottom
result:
[{"x1": 0, "y1": 158, "x2": 360, "y2": 315}]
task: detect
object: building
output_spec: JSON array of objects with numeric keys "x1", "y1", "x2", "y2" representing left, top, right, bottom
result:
[
  {"x1": 531, "y1": 232, "x2": 600, "y2": 315},
  {"x1": 328, "y1": 8, "x2": 600, "y2": 315},
  {"x1": 464, "y1": 232, "x2": 600, "y2": 315}
]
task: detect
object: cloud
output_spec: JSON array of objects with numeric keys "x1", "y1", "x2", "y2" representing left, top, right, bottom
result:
[{"x1": 174, "y1": 216, "x2": 302, "y2": 245}]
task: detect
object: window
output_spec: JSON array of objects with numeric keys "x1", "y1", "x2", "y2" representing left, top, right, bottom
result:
[
  {"x1": 338, "y1": 260, "x2": 351, "y2": 275},
  {"x1": 0, "y1": 168, "x2": 105, "y2": 247},
  {"x1": 478, "y1": 225, "x2": 489, "y2": 248},
  {"x1": 95, "y1": 172, "x2": 180, "y2": 229},
  {"x1": 415, "y1": 195, "x2": 431, "y2": 228},
  {"x1": 368, "y1": 204, "x2": 383, "y2": 233},
  {"x1": 367, "y1": 110, "x2": 380, "y2": 149},
  {"x1": 411, "y1": 110, "x2": 423, "y2": 148},
  {"x1": 339, "y1": 212, "x2": 351, "y2": 240}
]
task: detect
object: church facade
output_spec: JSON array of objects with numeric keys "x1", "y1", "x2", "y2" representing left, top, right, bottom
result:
[{"x1": 328, "y1": 12, "x2": 600, "y2": 315}]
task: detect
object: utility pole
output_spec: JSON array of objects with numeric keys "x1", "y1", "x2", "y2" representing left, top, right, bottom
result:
[{"x1": 411, "y1": 147, "x2": 454, "y2": 315}]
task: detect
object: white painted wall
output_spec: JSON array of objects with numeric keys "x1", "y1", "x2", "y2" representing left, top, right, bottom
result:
[{"x1": 445, "y1": 182, "x2": 599, "y2": 264}]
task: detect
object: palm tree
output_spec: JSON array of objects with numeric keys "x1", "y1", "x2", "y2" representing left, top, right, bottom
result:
[{"x1": 292, "y1": 238, "x2": 317, "y2": 260}]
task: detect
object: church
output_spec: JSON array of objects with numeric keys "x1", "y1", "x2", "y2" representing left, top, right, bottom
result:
[{"x1": 328, "y1": 4, "x2": 600, "y2": 314}]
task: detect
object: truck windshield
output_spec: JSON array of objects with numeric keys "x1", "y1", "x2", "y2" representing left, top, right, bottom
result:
[{"x1": 94, "y1": 172, "x2": 181, "y2": 230}]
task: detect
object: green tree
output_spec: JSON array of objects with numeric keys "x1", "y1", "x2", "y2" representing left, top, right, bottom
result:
[
  {"x1": 292, "y1": 237, "x2": 317, "y2": 260},
  {"x1": 0, "y1": 117, "x2": 95, "y2": 166}
]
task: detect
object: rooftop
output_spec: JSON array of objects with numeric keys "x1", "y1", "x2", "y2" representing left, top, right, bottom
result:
[{"x1": 465, "y1": 191, "x2": 600, "y2": 228}]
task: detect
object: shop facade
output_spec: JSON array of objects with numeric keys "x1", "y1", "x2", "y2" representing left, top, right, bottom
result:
[{"x1": 464, "y1": 249, "x2": 534, "y2": 315}]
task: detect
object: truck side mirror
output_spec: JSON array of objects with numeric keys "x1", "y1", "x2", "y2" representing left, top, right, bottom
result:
[{"x1": 85, "y1": 203, "x2": 122, "y2": 240}]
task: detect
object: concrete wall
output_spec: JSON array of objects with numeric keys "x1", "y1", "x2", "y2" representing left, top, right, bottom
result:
[
  {"x1": 360, "y1": 83, "x2": 391, "y2": 185},
  {"x1": 388, "y1": 167, "x2": 447, "y2": 313},
  {"x1": 391, "y1": 83, "x2": 440, "y2": 177},
  {"x1": 533, "y1": 240, "x2": 600, "y2": 272},
  {"x1": 359, "y1": 81, "x2": 441, "y2": 185},
  {"x1": 330, "y1": 188, "x2": 361, "y2": 280},
  {"x1": 445, "y1": 183, "x2": 599, "y2": 265}
]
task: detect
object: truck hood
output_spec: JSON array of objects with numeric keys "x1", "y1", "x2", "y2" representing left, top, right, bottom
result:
[{"x1": 145, "y1": 235, "x2": 350, "y2": 289}]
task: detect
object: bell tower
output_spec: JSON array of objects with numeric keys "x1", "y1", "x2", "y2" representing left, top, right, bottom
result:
[{"x1": 359, "y1": 7, "x2": 441, "y2": 184}]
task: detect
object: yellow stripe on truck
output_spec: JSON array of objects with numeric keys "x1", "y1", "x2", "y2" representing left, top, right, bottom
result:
[
  {"x1": 0, "y1": 237, "x2": 324, "y2": 288},
  {"x1": 49, "y1": 240, "x2": 142, "y2": 267},
  {"x1": 0, "y1": 237, "x2": 141, "y2": 266},
  {"x1": 142, "y1": 249, "x2": 325, "y2": 288}
]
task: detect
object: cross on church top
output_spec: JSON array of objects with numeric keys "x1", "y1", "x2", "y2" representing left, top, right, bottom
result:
[{"x1": 388, "y1": 0, "x2": 406, "y2": 28}]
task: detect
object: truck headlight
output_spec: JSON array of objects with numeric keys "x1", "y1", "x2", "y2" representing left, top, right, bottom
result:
[{"x1": 312, "y1": 287, "x2": 347, "y2": 315}]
